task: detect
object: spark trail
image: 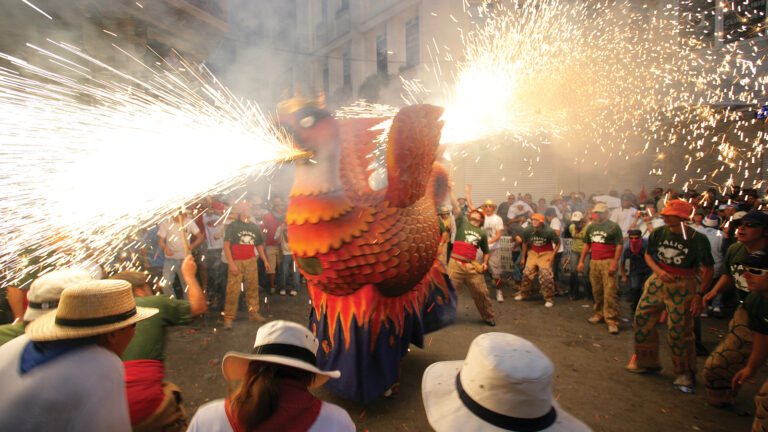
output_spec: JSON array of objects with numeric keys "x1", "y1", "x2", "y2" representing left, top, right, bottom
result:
[{"x1": 0, "y1": 40, "x2": 297, "y2": 287}]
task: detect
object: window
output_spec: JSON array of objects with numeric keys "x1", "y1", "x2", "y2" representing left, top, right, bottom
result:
[
  {"x1": 405, "y1": 16, "x2": 419, "y2": 68},
  {"x1": 376, "y1": 32, "x2": 388, "y2": 76},
  {"x1": 342, "y1": 50, "x2": 351, "y2": 89}
]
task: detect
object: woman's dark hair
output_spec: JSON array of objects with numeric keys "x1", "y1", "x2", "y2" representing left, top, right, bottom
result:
[{"x1": 229, "y1": 361, "x2": 314, "y2": 429}]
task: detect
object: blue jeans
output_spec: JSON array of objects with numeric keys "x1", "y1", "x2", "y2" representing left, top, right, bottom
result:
[
  {"x1": 161, "y1": 258, "x2": 187, "y2": 300},
  {"x1": 279, "y1": 254, "x2": 300, "y2": 293},
  {"x1": 629, "y1": 269, "x2": 652, "y2": 313}
]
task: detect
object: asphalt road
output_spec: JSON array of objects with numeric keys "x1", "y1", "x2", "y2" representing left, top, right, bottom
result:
[{"x1": 165, "y1": 286, "x2": 759, "y2": 431}]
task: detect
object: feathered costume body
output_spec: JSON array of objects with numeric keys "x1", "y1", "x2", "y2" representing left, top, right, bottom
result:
[{"x1": 280, "y1": 101, "x2": 456, "y2": 402}]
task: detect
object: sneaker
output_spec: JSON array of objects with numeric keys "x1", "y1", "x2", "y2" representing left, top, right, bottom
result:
[
  {"x1": 496, "y1": 290, "x2": 504, "y2": 303},
  {"x1": 249, "y1": 313, "x2": 267, "y2": 323},
  {"x1": 608, "y1": 324, "x2": 619, "y2": 334},
  {"x1": 587, "y1": 314, "x2": 604, "y2": 324},
  {"x1": 514, "y1": 294, "x2": 523, "y2": 301},
  {"x1": 279, "y1": 290, "x2": 286, "y2": 296},
  {"x1": 289, "y1": 290, "x2": 298, "y2": 296},
  {"x1": 544, "y1": 301, "x2": 554, "y2": 308}
]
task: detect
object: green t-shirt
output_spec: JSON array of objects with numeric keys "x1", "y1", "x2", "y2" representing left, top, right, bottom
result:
[
  {"x1": 584, "y1": 221, "x2": 623, "y2": 245},
  {"x1": 647, "y1": 225, "x2": 714, "y2": 269},
  {"x1": 724, "y1": 242, "x2": 751, "y2": 294},
  {"x1": 121, "y1": 295, "x2": 192, "y2": 362},
  {"x1": 745, "y1": 292, "x2": 768, "y2": 335},
  {"x1": 0, "y1": 322, "x2": 25, "y2": 347},
  {"x1": 454, "y1": 214, "x2": 489, "y2": 254},
  {"x1": 522, "y1": 226, "x2": 560, "y2": 251}
]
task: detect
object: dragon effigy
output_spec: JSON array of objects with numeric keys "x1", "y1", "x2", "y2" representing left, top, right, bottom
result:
[{"x1": 278, "y1": 97, "x2": 456, "y2": 402}]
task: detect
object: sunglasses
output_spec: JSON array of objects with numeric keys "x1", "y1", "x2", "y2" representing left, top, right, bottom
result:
[{"x1": 745, "y1": 267, "x2": 768, "y2": 276}]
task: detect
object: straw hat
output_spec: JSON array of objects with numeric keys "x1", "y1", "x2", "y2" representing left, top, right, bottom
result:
[
  {"x1": 24, "y1": 269, "x2": 93, "y2": 322},
  {"x1": 593, "y1": 202, "x2": 609, "y2": 213},
  {"x1": 422, "y1": 333, "x2": 592, "y2": 432},
  {"x1": 482, "y1": 200, "x2": 497, "y2": 208},
  {"x1": 222, "y1": 320, "x2": 341, "y2": 389},
  {"x1": 26, "y1": 280, "x2": 158, "y2": 342}
]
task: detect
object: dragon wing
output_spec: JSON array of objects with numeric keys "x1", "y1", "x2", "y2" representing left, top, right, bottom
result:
[
  {"x1": 338, "y1": 117, "x2": 389, "y2": 205},
  {"x1": 384, "y1": 104, "x2": 444, "y2": 208}
]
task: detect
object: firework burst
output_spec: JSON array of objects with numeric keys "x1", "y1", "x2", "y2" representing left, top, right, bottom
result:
[{"x1": 0, "y1": 39, "x2": 298, "y2": 287}]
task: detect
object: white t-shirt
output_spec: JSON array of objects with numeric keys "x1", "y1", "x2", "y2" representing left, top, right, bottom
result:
[
  {"x1": 549, "y1": 217, "x2": 564, "y2": 253},
  {"x1": 202, "y1": 213, "x2": 224, "y2": 250},
  {"x1": 157, "y1": 216, "x2": 200, "y2": 259},
  {"x1": 0, "y1": 335, "x2": 131, "y2": 432},
  {"x1": 483, "y1": 214, "x2": 504, "y2": 251},
  {"x1": 187, "y1": 398, "x2": 355, "y2": 432},
  {"x1": 611, "y1": 207, "x2": 637, "y2": 238}
]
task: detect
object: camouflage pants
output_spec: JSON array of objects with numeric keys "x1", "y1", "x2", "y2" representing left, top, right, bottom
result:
[
  {"x1": 448, "y1": 259, "x2": 495, "y2": 322},
  {"x1": 753, "y1": 379, "x2": 768, "y2": 431},
  {"x1": 633, "y1": 274, "x2": 697, "y2": 374},
  {"x1": 224, "y1": 257, "x2": 261, "y2": 322},
  {"x1": 589, "y1": 258, "x2": 619, "y2": 325},
  {"x1": 703, "y1": 306, "x2": 752, "y2": 405},
  {"x1": 520, "y1": 250, "x2": 555, "y2": 302}
]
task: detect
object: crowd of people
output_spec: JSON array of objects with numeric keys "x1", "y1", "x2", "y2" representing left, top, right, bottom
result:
[
  {"x1": 444, "y1": 183, "x2": 768, "y2": 430},
  {"x1": 0, "y1": 183, "x2": 766, "y2": 430}
]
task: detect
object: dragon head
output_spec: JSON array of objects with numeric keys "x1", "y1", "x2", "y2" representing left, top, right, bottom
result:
[{"x1": 276, "y1": 95, "x2": 338, "y2": 164}]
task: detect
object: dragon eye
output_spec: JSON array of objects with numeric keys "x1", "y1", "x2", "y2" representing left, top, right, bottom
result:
[{"x1": 299, "y1": 115, "x2": 316, "y2": 128}]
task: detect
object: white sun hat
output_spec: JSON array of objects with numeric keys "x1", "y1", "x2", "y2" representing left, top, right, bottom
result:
[
  {"x1": 422, "y1": 333, "x2": 592, "y2": 432},
  {"x1": 222, "y1": 320, "x2": 341, "y2": 389},
  {"x1": 24, "y1": 269, "x2": 93, "y2": 322},
  {"x1": 570, "y1": 211, "x2": 584, "y2": 222}
]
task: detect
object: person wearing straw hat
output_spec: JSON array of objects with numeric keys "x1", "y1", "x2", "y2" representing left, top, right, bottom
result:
[
  {"x1": 111, "y1": 255, "x2": 207, "y2": 431},
  {"x1": 628, "y1": 199, "x2": 714, "y2": 391},
  {"x1": 422, "y1": 332, "x2": 592, "y2": 431},
  {"x1": 187, "y1": 320, "x2": 354, "y2": 431},
  {"x1": 0, "y1": 268, "x2": 93, "y2": 346},
  {"x1": 0, "y1": 279, "x2": 158, "y2": 431}
]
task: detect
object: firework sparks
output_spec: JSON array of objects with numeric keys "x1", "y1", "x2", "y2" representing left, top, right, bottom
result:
[
  {"x1": 340, "y1": 0, "x2": 766, "y2": 193},
  {"x1": 0, "y1": 40, "x2": 298, "y2": 286}
]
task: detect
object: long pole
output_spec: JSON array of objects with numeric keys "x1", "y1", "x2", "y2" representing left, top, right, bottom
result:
[{"x1": 178, "y1": 208, "x2": 190, "y2": 256}]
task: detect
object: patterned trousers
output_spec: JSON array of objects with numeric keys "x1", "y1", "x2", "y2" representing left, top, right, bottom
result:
[
  {"x1": 223, "y1": 257, "x2": 261, "y2": 322},
  {"x1": 520, "y1": 250, "x2": 555, "y2": 302},
  {"x1": 448, "y1": 259, "x2": 495, "y2": 322},
  {"x1": 703, "y1": 306, "x2": 752, "y2": 405},
  {"x1": 633, "y1": 274, "x2": 697, "y2": 374},
  {"x1": 589, "y1": 258, "x2": 619, "y2": 325}
]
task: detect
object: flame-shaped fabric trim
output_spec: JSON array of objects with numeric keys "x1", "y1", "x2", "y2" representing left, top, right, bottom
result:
[{"x1": 308, "y1": 259, "x2": 450, "y2": 351}]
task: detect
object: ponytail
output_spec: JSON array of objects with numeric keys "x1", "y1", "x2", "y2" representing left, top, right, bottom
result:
[{"x1": 228, "y1": 361, "x2": 316, "y2": 429}]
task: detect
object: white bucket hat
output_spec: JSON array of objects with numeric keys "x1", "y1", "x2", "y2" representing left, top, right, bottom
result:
[
  {"x1": 422, "y1": 333, "x2": 592, "y2": 432},
  {"x1": 26, "y1": 280, "x2": 158, "y2": 342},
  {"x1": 222, "y1": 320, "x2": 341, "y2": 389},
  {"x1": 24, "y1": 269, "x2": 93, "y2": 322}
]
